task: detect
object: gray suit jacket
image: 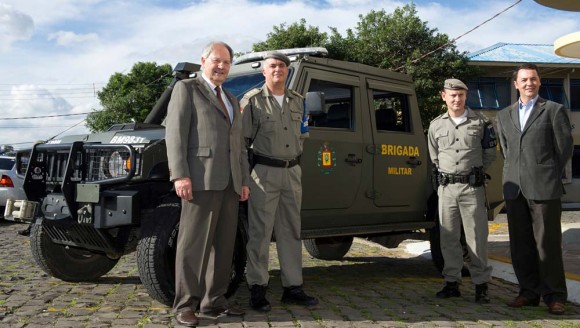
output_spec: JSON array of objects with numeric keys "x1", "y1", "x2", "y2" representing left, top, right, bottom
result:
[
  {"x1": 165, "y1": 75, "x2": 249, "y2": 195},
  {"x1": 496, "y1": 97, "x2": 573, "y2": 200}
]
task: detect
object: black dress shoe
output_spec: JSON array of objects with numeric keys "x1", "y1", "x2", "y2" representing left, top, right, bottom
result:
[
  {"x1": 475, "y1": 283, "x2": 490, "y2": 304},
  {"x1": 250, "y1": 285, "x2": 272, "y2": 312},
  {"x1": 506, "y1": 295, "x2": 540, "y2": 308},
  {"x1": 281, "y1": 285, "x2": 318, "y2": 306},
  {"x1": 436, "y1": 281, "x2": 461, "y2": 299},
  {"x1": 175, "y1": 310, "x2": 199, "y2": 327},
  {"x1": 203, "y1": 304, "x2": 245, "y2": 317}
]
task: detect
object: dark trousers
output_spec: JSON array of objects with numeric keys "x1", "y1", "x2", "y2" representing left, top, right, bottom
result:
[
  {"x1": 505, "y1": 193, "x2": 567, "y2": 303},
  {"x1": 173, "y1": 180, "x2": 239, "y2": 313}
]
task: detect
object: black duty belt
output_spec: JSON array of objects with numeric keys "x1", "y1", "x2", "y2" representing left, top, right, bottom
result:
[
  {"x1": 253, "y1": 154, "x2": 300, "y2": 168},
  {"x1": 441, "y1": 173, "x2": 470, "y2": 184}
]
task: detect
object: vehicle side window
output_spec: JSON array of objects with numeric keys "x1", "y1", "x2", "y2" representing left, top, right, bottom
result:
[
  {"x1": 307, "y1": 79, "x2": 354, "y2": 130},
  {"x1": 372, "y1": 89, "x2": 410, "y2": 132},
  {"x1": 0, "y1": 158, "x2": 15, "y2": 170}
]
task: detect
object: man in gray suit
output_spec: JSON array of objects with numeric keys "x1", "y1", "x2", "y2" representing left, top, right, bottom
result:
[
  {"x1": 165, "y1": 41, "x2": 250, "y2": 327},
  {"x1": 496, "y1": 63, "x2": 573, "y2": 315}
]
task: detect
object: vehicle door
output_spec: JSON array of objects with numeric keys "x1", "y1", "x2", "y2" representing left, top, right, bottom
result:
[
  {"x1": 366, "y1": 79, "x2": 429, "y2": 217},
  {"x1": 300, "y1": 70, "x2": 364, "y2": 210}
]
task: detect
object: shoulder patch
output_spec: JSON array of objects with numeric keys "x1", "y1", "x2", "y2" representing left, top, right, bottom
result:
[
  {"x1": 430, "y1": 113, "x2": 445, "y2": 123},
  {"x1": 290, "y1": 90, "x2": 304, "y2": 99},
  {"x1": 242, "y1": 88, "x2": 262, "y2": 101},
  {"x1": 472, "y1": 110, "x2": 491, "y2": 124}
]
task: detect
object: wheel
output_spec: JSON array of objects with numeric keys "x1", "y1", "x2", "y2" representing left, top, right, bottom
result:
[
  {"x1": 136, "y1": 196, "x2": 247, "y2": 306},
  {"x1": 429, "y1": 215, "x2": 471, "y2": 277},
  {"x1": 304, "y1": 236, "x2": 353, "y2": 260},
  {"x1": 30, "y1": 221, "x2": 119, "y2": 282}
]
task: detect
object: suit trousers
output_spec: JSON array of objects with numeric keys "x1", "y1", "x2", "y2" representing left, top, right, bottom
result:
[
  {"x1": 246, "y1": 164, "x2": 303, "y2": 287},
  {"x1": 438, "y1": 183, "x2": 492, "y2": 284},
  {"x1": 505, "y1": 193, "x2": 567, "y2": 303},
  {"x1": 173, "y1": 180, "x2": 239, "y2": 313}
]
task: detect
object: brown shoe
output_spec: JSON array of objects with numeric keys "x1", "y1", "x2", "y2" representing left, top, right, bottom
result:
[
  {"x1": 175, "y1": 310, "x2": 199, "y2": 327},
  {"x1": 506, "y1": 295, "x2": 540, "y2": 308},
  {"x1": 203, "y1": 304, "x2": 245, "y2": 317},
  {"x1": 547, "y1": 301, "x2": 566, "y2": 315}
]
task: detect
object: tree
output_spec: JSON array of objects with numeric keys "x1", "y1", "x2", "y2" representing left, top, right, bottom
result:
[
  {"x1": 252, "y1": 4, "x2": 479, "y2": 129},
  {"x1": 86, "y1": 62, "x2": 173, "y2": 132},
  {"x1": 252, "y1": 19, "x2": 328, "y2": 52}
]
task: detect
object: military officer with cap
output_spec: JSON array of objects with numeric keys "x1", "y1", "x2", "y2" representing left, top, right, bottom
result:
[
  {"x1": 428, "y1": 78, "x2": 497, "y2": 303},
  {"x1": 241, "y1": 51, "x2": 318, "y2": 312}
]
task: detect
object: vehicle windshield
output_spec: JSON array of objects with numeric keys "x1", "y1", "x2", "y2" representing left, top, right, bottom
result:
[
  {"x1": 223, "y1": 68, "x2": 294, "y2": 100},
  {"x1": 0, "y1": 157, "x2": 15, "y2": 170}
]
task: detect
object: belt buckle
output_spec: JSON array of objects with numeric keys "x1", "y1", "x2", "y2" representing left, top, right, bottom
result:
[{"x1": 284, "y1": 160, "x2": 290, "y2": 168}]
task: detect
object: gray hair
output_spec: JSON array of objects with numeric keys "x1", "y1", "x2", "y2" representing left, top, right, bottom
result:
[{"x1": 201, "y1": 41, "x2": 233, "y2": 62}]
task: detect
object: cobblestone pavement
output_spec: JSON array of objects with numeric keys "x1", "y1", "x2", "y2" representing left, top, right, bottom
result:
[{"x1": 1, "y1": 220, "x2": 579, "y2": 328}]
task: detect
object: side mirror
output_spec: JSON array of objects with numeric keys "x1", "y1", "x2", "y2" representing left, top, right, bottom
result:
[{"x1": 305, "y1": 91, "x2": 326, "y2": 115}]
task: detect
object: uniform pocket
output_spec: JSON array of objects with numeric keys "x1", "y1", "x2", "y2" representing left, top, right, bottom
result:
[{"x1": 435, "y1": 130, "x2": 450, "y2": 148}]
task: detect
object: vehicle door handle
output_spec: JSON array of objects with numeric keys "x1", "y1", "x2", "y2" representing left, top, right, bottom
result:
[
  {"x1": 345, "y1": 154, "x2": 362, "y2": 166},
  {"x1": 406, "y1": 156, "x2": 422, "y2": 167}
]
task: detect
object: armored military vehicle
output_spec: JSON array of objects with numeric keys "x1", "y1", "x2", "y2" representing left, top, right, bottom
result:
[{"x1": 5, "y1": 48, "x2": 503, "y2": 306}]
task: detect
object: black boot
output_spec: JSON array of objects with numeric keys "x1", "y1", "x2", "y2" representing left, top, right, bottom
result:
[
  {"x1": 475, "y1": 283, "x2": 490, "y2": 304},
  {"x1": 281, "y1": 286, "x2": 318, "y2": 306},
  {"x1": 249, "y1": 285, "x2": 271, "y2": 312},
  {"x1": 436, "y1": 281, "x2": 461, "y2": 298}
]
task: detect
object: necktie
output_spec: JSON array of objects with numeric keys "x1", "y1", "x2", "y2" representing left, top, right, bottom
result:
[{"x1": 215, "y1": 86, "x2": 231, "y2": 123}]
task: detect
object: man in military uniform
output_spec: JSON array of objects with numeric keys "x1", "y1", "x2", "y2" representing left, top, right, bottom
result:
[
  {"x1": 241, "y1": 51, "x2": 318, "y2": 312},
  {"x1": 427, "y1": 78, "x2": 497, "y2": 303}
]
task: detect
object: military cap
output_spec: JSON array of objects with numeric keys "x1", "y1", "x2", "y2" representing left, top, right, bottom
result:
[
  {"x1": 443, "y1": 78, "x2": 468, "y2": 91},
  {"x1": 263, "y1": 51, "x2": 290, "y2": 66}
]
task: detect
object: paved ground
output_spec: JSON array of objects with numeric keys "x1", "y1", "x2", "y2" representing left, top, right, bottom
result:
[{"x1": 1, "y1": 217, "x2": 580, "y2": 328}]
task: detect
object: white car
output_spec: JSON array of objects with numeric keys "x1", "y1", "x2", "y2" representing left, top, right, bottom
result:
[{"x1": 0, "y1": 155, "x2": 27, "y2": 219}]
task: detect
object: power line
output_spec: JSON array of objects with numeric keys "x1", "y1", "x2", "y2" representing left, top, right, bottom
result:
[
  {"x1": 0, "y1": 95, "x2": 98, "y2": 101},
  {"x1": 395, "y1": 0, "x2": 523, "y2": 72},
  {"x1": 0, "y1": 112, "x2": 95, "y2": 120}
]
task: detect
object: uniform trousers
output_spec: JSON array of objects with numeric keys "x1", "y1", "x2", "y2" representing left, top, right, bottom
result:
[
  {"x1": 173, "y1": 180, "x2": 239, "y2": 314},
  {"x1": 438, "y1": 183, "x2": 491, "y2": 284},
  {"x1": 246, "y1": 164, "x2": 303, "y2": 287},
  {"x1": 505, "y1": 193, "x2": 567, "y2": 303}
]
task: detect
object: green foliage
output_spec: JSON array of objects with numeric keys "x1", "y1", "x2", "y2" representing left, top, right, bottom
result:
[
  {"x1": 252, "y1": 18, "x2": 328, "y2": 51},
  {"x1": 252, "y1": 4, "x2": 480, "y2": 130},
  {"x1": 86, "y1": 62, "x2": 173, "y2": 132}
]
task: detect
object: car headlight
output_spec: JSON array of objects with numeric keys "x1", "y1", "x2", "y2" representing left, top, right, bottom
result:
[{"x1": 103, "y1": 151, "x2": 130, "y2": 178}]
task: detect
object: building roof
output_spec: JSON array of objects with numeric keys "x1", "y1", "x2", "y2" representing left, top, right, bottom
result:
[{"x1": 468, "y1": 42, "x2": 580, "y2": 64}]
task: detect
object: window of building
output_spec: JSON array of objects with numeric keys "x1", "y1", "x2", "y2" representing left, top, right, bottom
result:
[
  {"x1": 372, "y1": 90, "x2": 410, "y2": 132},
  {"x1": 570, "y1": 79, "x2": 580, "y2": 112},
  {"x1": 539, "y1": 78, "x2": 570, "y2": 108},
  {"x1": 307, "y1": 79, "x2": 354, "y2": 130},
  {"x1": 466, "y1": 77, "x2": 511, "y2": 110}
]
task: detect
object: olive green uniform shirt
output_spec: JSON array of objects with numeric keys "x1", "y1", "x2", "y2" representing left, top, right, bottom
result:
[
  {"x1": 241, "y1": 87, "x2": 308, "y2": 159},
  {"x1": 428, "y1": 109, "x2": 496, "y2": 174}
]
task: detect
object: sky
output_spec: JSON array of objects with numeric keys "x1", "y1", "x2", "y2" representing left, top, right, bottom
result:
[{"x1": 0, "y1": 0, "x2": 579, "y2": 149}]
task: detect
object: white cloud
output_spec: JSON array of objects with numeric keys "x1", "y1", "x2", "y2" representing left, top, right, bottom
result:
[
  {"x1": 0, "y1": 0, "x2": 578, "y2": 146},
  {"x1": 48, "y1": 30, "x2": 99, "y2": 46},
  {"x1": 0, "y1": 85, "x2": 92, "y2": 148},
  {"x1": 0, "y1": 3, "x2": 34, "y2": 51}
]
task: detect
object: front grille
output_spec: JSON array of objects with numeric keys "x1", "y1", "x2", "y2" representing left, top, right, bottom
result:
[{"x1": 32, "y1": 143, "x2": 139, "y2": 186}]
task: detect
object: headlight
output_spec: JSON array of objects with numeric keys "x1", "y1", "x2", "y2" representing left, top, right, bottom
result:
[{"x1": 103, "y1": 151, "x2": 130, "y2": 178}]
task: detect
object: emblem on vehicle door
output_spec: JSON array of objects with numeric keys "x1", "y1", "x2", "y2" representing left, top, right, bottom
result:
[{"x1": 317, "y1": 142, "x2": 336, "y2": 175}]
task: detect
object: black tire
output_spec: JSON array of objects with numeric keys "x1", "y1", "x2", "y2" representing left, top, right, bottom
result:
[
  {"x1": 30, "y1": 221, "x2": 119, "y2": 282},
  {"x1": 136, "y1": 197, "x2": 247, "y2": 306},
  {"x1": 304, "y1": 236, "x2": 353, "y2": 260}
]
